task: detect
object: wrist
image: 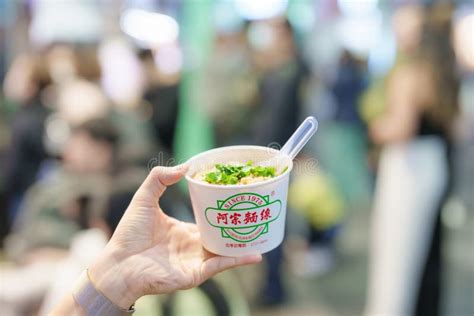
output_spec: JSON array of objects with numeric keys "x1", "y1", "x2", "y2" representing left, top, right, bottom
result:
[{"x1": 88, "y1": 245, "x2": 138, "y2": 310}]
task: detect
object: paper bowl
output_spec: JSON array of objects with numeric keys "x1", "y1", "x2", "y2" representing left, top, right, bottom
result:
[{"x1": 185, "y1": 146, "x2": 293, "y2": 257}]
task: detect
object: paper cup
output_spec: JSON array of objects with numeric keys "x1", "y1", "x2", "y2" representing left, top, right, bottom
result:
[{"x1": 185, "y1": 146, "x2": 293, "y2": 257}]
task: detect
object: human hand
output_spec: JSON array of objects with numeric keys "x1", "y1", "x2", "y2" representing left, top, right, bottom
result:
[{"x1": 88, "y1": 165, "x2": 262, "y2": 309}]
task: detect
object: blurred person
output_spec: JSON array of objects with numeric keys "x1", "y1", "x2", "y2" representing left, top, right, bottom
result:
[
  {"x1": 0, "y1": 118, "x2": 119, "y2": 314},
  {"x1": 203, "y1": 29, "x2": 258, "y2": 146},
  {"x1": 249, "y1": 18, "x2": 309, "y2": 148},
  {"x1": 301, "y1": 50, "x2": 370, "y2": 276},
  {"x1": 324, "y1": 50, "x2": 370, "y2": 204},
  {"x1": 98, "y1": 39, "x2": 157, "y2": 165},
  {"x1": 365, "y1": 4, "x2": 459, "y2": 316},
  {"x1": 360, "y1": 4, "x2": 425, "y2": 172},
  {"x1": 361, "y1": 2, "x2": 424, "y2": 118},
  {"x1": 3, "y1": 52, "x2": 52, "y2": 223},
  {"x1": 139, "y1": 47, "x2": 180, "y2": 156},
  {"x1": 44, "y1": 78, "x2": 109, "y2": 169},
  {"x1": 248, "y1": 17, "x2": 310, "y2": 306},
  {"x1": 31, "y1": 45, "x2": 103, "y2": 157},
  {"x1": 54, "y1": 75, "x2": 154, "y2": 166},
  {"x1": 5, "y1": 118, "x2": 119, "y2": 261}
]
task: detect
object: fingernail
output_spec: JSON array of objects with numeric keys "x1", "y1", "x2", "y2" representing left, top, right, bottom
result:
[{"x1": 173, "y1": 163, "x2": 189, "y2": 171}]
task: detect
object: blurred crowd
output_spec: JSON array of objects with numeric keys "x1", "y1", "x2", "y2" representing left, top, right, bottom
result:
[{"x1": 0, "y1": 0, "x2": 473, "y2": 315}]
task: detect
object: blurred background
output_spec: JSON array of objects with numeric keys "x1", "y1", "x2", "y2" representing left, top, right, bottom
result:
[{"x1": 0, "y1": 0, "x2": 473, "y2": 315}]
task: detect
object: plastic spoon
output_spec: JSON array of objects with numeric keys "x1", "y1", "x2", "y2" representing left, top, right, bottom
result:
[
  {"x1": 280, "y1": 116, "x2": 318, "y2": 159},
  {"x1": 261, "y1": 116, "x2": 318, "y2": 171}
]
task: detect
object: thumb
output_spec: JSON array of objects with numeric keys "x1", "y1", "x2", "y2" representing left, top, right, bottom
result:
[
  {"x1": 134, "y1": 164, "x2": 189, "y2": 204},
  {"x1": 201, "y1": 254, "x2": 262, "y2": 281}
]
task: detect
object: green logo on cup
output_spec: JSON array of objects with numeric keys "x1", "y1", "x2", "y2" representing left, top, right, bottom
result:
[{"x1": 205, "y1": 192, "x2": 282, "y2": 243}]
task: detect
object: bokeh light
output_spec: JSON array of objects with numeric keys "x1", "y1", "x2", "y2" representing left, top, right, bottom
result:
[
  {"x1": 337, "y1": 0, "x2": 379, "y2": 17},
  {"x1": 234, "y1": 0, "x2": 288, "y2": 20},
  {"x1": 120, "y1": 9, "x2": 179, "y2": 48}
]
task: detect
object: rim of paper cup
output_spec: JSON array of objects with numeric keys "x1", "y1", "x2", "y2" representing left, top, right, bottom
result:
[{"x1": 185, "y1": 145, "x2": 293, "y2": 189}]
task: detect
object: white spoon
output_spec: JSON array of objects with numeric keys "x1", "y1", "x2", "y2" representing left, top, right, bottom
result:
[
  {"x1": 280, "y1": 116, "x2": 318, "y2": 159},
  {"x1": 261, "y1": 116, "x2": 319, "y2": 172}
]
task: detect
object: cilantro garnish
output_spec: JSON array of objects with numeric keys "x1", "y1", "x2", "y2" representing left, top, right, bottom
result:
[{"x1": 203, "y1": 161, "x2": 279, "y2": 185}]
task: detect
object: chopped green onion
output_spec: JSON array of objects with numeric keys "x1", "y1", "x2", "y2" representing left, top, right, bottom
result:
[{"x1": 203, "y1": 160, "x2": 279, "y2": 185}]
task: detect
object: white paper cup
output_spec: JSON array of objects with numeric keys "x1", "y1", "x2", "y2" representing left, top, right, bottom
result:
[{"x1": 185, "y1": 146, "x2": 293, "y2": 257}]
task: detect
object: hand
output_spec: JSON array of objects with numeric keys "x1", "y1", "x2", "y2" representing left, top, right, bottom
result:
[{"x1": 89, "y1": 165, "x2": 262, "y2": 309}]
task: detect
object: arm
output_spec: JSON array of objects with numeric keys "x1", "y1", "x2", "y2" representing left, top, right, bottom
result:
[
  {"x1": 369, "y1": 67, "x2": 420, "y2": 145},
  {"x1": 49, "y1": 165, "x2": 262, "y2": 315}
]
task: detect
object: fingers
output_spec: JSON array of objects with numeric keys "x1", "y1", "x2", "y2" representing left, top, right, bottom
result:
[
  {"x1": 135, "y1": 164, "x2": 189, "y2": 203},
  {"x1": 201, "y1": 254, "x2": 262, "y2": 281}
]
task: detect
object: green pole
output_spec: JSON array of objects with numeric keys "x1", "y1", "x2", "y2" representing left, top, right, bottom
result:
[{"x1": 174, "y1": 0, "x2": 215, "y2": 165}]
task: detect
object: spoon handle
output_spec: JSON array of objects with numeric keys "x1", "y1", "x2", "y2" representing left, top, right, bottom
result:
[{"x1": 280, "y1": 116, "x2": 318, "y2": 160}]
